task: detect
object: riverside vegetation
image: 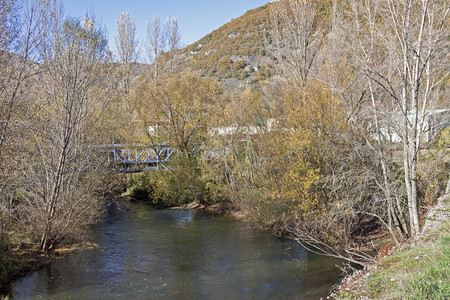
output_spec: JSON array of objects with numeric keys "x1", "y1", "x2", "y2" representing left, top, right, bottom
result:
[
  {"x1": 0, "y1": 0, "x2": 449, "y2": 297},
  {"x1": 335, "y1": 193, "x2": 449, "y2": 299}
]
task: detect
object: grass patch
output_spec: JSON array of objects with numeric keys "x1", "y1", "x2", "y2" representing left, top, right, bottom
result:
[{"x1": 338, "y1": 221, "x2": 450, "y2": 299}]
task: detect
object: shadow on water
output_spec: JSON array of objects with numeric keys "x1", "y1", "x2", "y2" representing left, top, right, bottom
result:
[{"x1": 9, "y1": 202, "x2": 343, "y2": 299}]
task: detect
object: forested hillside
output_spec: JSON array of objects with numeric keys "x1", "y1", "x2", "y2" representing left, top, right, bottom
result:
[{"x1": 175, "y1": 4, "x2": 273, "y2": 86}]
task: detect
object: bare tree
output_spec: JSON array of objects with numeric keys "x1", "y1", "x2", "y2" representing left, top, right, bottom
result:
[
  {"x1": 146, "y1": 15, "x2": 181, "y2": 81},
  {"x1": 146, "y1": 15, "x2": 166, "y2": 81},
  {"x1": 264, "y1": 0, "x2": 410, "y2": 263},
  {"x1": 342, "y1": 0, "x2": 449, "y2": 237},
  {"x1": 17, "y1": 3, "x2": 111, "y2": 251},
  {"x1": 164, "y1": 16, "x2": 181, "y2": 72},
  {"x1": 268, "y1": 0, "x2": 329, "y2": 88},
  {"x1": 0, "y1": 0, "x2": 20, "y2": 247},
  {"x1": 115, "y1": 12, "x2": 139, "y2": 95},
  {"x1": 316, "y1": 0, "x2": 408, "y2": 245},
  {"x1": 0, "y1": 0, "x2": 42, "y2": 241},
  {"x1": 165, "y1": 17, "x2": 180, "y2": 53},
  {"x1": 0, "y1": 0, "x2": 38, "y2": 151}
]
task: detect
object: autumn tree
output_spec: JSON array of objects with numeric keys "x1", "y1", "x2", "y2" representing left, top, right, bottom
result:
[
  {"x1": 207, "y1": 88, "x2": 268, "y2": 213},
  {"x1": 17, "y1": 6, "x2": 111, "y2": 252},
  {"x1": 134, "y1": 71, "x2": 223, "y2": 153},
  {"x1": 267, "y1": 1, "x2": 334, "y2": 219},
  {"x1": 115, "y1": 12, "x2": 139, "y2": 95},
  {"x1": 131, "y1": 71, "x2": 225, "y2": 205},
  {"x1": 261, "y1": 0, "x2": 382, "y2": 264},
  {"x1": 261, "y1": 1, "x2": 448, "y2": 263}
]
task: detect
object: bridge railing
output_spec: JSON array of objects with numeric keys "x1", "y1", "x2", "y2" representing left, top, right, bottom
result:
[
  {"x1": 97, "y1": 144, "x2": 231, "y2": 173},
  {"x1": 97, "y1": 144, "x2": 176, "y2": 172}
]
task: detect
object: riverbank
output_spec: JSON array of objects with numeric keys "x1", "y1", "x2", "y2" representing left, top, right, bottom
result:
[
  {"x1": 332, "y1": 193, "x2": 450, "y2": 299},
  {"x1": 6, "y1": 189, "x2": 444, "y2": 298},
  {"x1": 0, "y1": 242, "x2": 99, "y2": 295},
  {"x1": 0, "y1": 246, "x2": 50, "y2": 293}
]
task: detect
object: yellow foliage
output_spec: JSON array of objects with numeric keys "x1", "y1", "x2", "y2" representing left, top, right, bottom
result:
[
  {"x1": 132, "y1": 70, "x2": 225, "y2": 150},
  {"x1": 261, "y1": 80, "x2": 346, "y2": 219}
]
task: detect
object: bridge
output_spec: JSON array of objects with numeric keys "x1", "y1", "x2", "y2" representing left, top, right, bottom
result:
[
  {"x1": 99, "y1": 144, "x2": 176, "y2": 173},
  {"x1": 99, "y1": 144, "x2": 231, "y2": 173}
]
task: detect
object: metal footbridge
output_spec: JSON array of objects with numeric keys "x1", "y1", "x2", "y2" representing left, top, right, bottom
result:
[
  {"x1": 99, "y1": 144, "x2": 230, "y2": 173},
  {"x1": 99, "y1": 144, "x2": 176, "y2": 173}
]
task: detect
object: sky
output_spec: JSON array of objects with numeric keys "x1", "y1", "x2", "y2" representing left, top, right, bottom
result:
[{"x1": 61, "y1": 0, "x2": 270, "y2": 57}]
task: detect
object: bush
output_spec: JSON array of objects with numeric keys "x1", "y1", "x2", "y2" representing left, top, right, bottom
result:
[
  {"x1": 124, "y1": 173, "x2": 151, "y2": 200},
  {"x1": 239, "y1": 70, "x2": 248, "y2": 80},
  {"x1": 418, "y1": 128, "x2": 450, "y2": 204},
  {"x1": 232, "y1": 60, "x2": 245, "y2": 71}
]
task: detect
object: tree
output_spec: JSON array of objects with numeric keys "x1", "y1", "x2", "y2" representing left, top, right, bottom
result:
[
  {"x1": 146, "y1": 15, "x2": 165, "y2": 81},
  {"x1": 17, "y1": 7, "x2": 111, "y2": 252},
  {"x1": 146, "y1": 15, "x2": 181, "y2": 81},
  {"x1": 313, "y1": 0, "x2": 411, "y2": 245},
  {"x1": 341, "y1": 0, "x2": 449, "y2": 237},
  {"x1": 131, "y1": 71, "x2": 224, "y2": 205},
  {"x1": 263, "y1": 0, "x2": 387, "y2": 265},
  {"x1": 133, "y1": 71, "x2": 224, "y2": 154},
  {"x1": 269, "y1": 0, "x2": 330, "y2": 87},
  {"x1": 0, "y1": 0, "x2": 30, "y2": 157},
  {"x1": 115, "y1": 12, "x2": 139, "y2": 95},
  {"x1": 0, "y1": 0, "x2": 20, "y2": 249},
  {"x1": 165, "y1": 16, "x2": 181, "y2": 53},
  {"x1": 0, "y1": 0, "x2": 42, "y2": 243}
]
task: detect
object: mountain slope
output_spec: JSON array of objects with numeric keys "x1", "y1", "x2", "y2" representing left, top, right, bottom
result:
[{"x1": 175, "y1": 3, "x2": 274, "y2": 87}]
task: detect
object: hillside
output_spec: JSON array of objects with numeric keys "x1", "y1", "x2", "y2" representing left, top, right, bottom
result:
[{"x1": 175, "y1": 3, "x2": 274, "y2": 87}]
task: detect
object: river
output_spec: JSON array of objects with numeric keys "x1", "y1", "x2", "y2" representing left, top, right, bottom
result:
[{"x1": 9, "y1": 202, "x2": 343, "y2": 299}]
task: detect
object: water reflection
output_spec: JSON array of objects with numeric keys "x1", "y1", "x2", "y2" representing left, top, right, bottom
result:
[
  {"x1": 167, "y1": 209, "x2": 194, "y2": 227},
  {"x1": 10, "y1": 202, "x2": 342, "y2": 299}
]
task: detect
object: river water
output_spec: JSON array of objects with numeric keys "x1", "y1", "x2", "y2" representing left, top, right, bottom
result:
[{"x1": 10, "y1": 202, "x2": 343, "y2": 299}]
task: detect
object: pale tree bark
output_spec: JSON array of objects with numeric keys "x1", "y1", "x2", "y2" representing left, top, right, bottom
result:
[
  {"x1": 325, "y1": 0, "x2": 410, "y2": 243},
  {"x1": 343, "y1": 0, "x2": 448, "y2": 237}
]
